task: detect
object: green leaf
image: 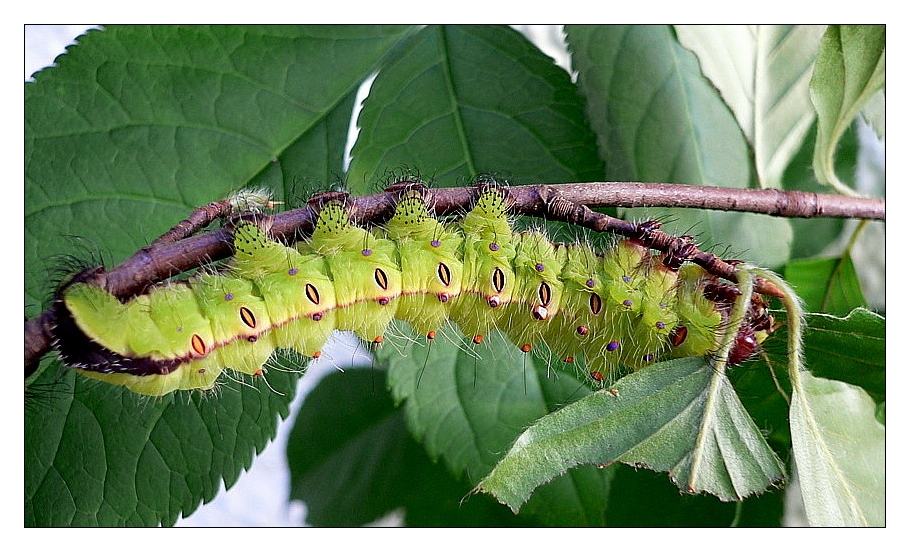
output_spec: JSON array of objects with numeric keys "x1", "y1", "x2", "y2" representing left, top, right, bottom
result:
[
  {"x1": 517, "y1": 465, "x2": 613, "y2": 526},
  {"x1": 780, "y1": 119, "x2": 856, "y2": 258},
  {"x1": 801, "y1": 309, "x2": 885, "y2": 403},
  {"x1": 675, "y1": 25, "x2": 825, "y2": 189},
  {"x1": 810, "y1": 25, "x2": 885, "y2": 194},
  {"x1": 24, "y1": 24, "x2": 415, "y2": 527},
  {"x1": 25, "y1": 361, "x2": 300, "y2": 526},
  {"x1": 566, "y1": 24, "x2": 792, "y2": 269},
  {"x1": 347, "y1": 24, "x2": 603, "y2": 192},
  {"x1": 384, "y1": 323, "x2": 593, "y2": 480},
  {"x1": 784, "y1": 256, "x2": 867, "y2": 316},
  {"x1": 286, "y1": 367, "x2": 426, "y2": 527},
  {"x1": 479, "y1": 357, "x2": 785, "y2": 511},
  {"x1": 861, "y1": 89, "x2": 885, "y2": 139},
  {"x1": 286, "y1": 367, "x2": 546, "y2": 527},
  {"x1": 602, "y1": 465, "x2": 786, "y2": 527},
  {"x1": 25, "y1": 24, "x2": 414, "y2": 312},
  {"x1": 789, "y1": 371, "x2": 885, "y2": 526},
  {"x1": 383, "y1": 323, "x2": 613, "y2": 524}
]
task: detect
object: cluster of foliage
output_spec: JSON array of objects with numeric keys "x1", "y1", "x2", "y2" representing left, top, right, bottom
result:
[{"x1": 25, "y1": 25, "x2": 884, "y2": 527}]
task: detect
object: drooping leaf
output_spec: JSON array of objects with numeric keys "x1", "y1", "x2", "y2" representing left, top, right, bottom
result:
[
  {"x1": 780, "y1": 119, "x2": 857, "y2": 259},
  {"x1": 675, "y1": 24, "x2": 825, "y2": 190},
  {"x1": 789, "y1": 370, "x2": 885, "y2": 526},
  {"x1": 861, "y1": 89, "x2": 885, "y2": 139},
  {"x1": 810, "y1": 25, "x2": 885, "y2": 195},
  {"x1": 479, "y1": 357, "x2": 785, "y2": 511}
]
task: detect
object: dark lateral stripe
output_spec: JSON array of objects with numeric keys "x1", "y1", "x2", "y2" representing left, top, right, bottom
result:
[{"x1": 53, "y1": 298, "x2": 182, "y2": 377}]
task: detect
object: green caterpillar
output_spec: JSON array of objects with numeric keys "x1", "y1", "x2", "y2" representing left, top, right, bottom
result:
[{"x1": 53, "y1": 184, "x2": 772, "y2": 396}]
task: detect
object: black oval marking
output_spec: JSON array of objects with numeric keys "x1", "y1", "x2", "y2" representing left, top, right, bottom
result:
[
  {"x1": 437, "y1": 262, "x2": 452, "y2": 286},
  {"x1": 374, "y1": 268, "x2": 389, "y2": 290},
  {"x1": 239, "y1": 306, "x2": 257, "y2": 329},
  {"x1": 538, "y1": 282, "x2": 552, "y2": 306},
  {"x1": 589, "y1": 293, "x2": 602, "y2": 315},
  {"x1": 305, "y1": 283, "x2": 320, "y2": 305},
  {"x1": 492, "y1": 267, "x2": 506, "y2": 293}
]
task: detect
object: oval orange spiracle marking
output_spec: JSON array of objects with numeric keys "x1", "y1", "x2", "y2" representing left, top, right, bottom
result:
[
  {"x1": 191, "y1": 334, "x2": 207, "y2": 356},
  {"x1": 492, "y1": 267, "x2": 505, "y2": 293},
  {"x1": 437, "y1": 262, "x2": 451, "y2": 286},
  {"x1": 374, "y1": 268, "x2": 389, "y2": 290},
  {"x1": 538, "y1": 282, "x2": 552, "y2": 306},
  {"x1": 239, "y1": 306, "x2": 257, "y2": 328},
  {"x1": 305, "y1": 283, "x2": 320, "y2": 305}
]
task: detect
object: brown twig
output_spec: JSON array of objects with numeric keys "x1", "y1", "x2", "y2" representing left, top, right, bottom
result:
[
  {"x1": 523, "y1": 182, "x2": 885, "y2": 220},
  {"x1": 25, "y1": 182, "x2": 885, "y2": 372}
]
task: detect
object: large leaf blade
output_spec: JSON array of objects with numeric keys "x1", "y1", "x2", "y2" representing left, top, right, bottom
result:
[
  {"x1": 784, "y1": 255, "x2": 867, "y2": 316},
  {"x1": 566, "y1": 24, "x2": 792, "y2": 269},
  {"x1": 801, "y1": 309, "x2": 885, "y2": 404},
  {"x1": 810, "y1": 25, "x2": 885, "y2": 194},
  {"x1": 347, "y1": 24, "x2": 603, "y2": 191},
  {"x1": 25, "y1": 24, "x2": 413, "y2": 314},
  {"x1": 25, "y1": 364, "x2": 300, "y2": 526},
  {"x1": 479, "y1": 357, "x2": 785, "y2": 511},
  {"x1": 675, "y1": 25, "x2": 825, "y2": 190},
  {"x1": 24, "y1": 24, "x2": 414, "y2": 527},
  {"x1": 789, "y1": 371, "x2": 885, "y2": 526}
]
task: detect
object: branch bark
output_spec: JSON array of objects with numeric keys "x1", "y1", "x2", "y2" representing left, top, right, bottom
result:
[{"x1": 25, "y1": 181, "x2": 885, "y2": 372}]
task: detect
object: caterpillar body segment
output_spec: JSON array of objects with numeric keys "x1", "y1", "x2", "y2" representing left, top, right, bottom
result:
[
  {"x1": 232, "y1": 220, "x2": 337, "y2": 358},
  {"x1": 55, "y1": 186, "x2": 770, "y2": 396},
  {"x1": 500, "y1": 231, "x2": 568, "y2": 357},
  {"x1": 303, "y1": 200, "x2": 403, "y2": 344},
  {"x1": 447, "y1": 185, "x2": 518, "y2": 341},
  {"x1": 384, "y1": 190, "x2": 465, "y2": 337}
]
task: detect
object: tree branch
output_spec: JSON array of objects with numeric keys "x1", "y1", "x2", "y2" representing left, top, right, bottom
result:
[
  {"x1": 523, "y1": 182, "x2": 885, "y2": 220},
  {"x1": 25, "y1": 181, "x2": 884, "y2": 372}
]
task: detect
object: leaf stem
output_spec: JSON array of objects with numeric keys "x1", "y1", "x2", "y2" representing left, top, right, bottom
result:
[{"x1": 687, "y1": 268, "x2": 754, "y2": 493}]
